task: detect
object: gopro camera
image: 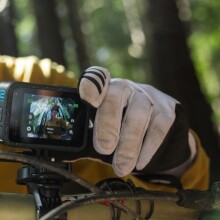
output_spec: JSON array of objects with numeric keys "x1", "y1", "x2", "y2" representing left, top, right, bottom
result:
[{"x1": 0, "y1": 82, "x2": 89, "y2": 152}]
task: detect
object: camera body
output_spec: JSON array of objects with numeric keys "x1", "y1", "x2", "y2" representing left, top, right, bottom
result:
[{"x1": 0, "y1": 82, "x2": 89, "y2": 152}]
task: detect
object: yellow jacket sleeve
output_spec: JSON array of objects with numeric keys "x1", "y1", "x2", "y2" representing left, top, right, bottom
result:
[
  {"x1": 180, "y1": 130, "x2": 210, "y2": 190},
  {"x1": 0, "y1": 55, "x2": 210, "y2": 194},
  {"x1": 72, "y1": 133, "x2": 210, "y2": 192},
  {"x1": 0, "y1": 55, "x2": 77, "y2": 86}
]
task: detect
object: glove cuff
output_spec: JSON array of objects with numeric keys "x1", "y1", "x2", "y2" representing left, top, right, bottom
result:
[{"x1": 155, "y1": 130, "x2": 197, "y2": 177}]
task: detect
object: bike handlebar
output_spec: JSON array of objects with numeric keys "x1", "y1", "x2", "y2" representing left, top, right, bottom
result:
[
  {"x1": 0, "y1": 192, "x2": 201, "y2": 220},
  {"x1": 0, "y1": 150, "x2": 219, "y2": 220}
]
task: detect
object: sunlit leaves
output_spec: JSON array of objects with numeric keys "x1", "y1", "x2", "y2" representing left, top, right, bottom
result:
[{"x1": 189, "y1": 0, "x2": 220, "y2": 126}]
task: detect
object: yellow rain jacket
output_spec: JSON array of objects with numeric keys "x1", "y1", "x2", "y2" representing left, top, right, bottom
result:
[{"x1": 0, "y1": 56, "x2": 210, "y2": 194}]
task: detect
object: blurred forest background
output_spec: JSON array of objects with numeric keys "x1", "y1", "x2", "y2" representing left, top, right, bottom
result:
[{"x1": 1, "y1": 0, "x2": 220, "y2": 182}]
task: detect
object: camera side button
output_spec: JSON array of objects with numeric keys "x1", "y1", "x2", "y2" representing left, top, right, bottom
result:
[
  {"x1": 0, "y1": 127, "x2": 2, "y2": 141},
  {"x1": 0, "y1": 108, "x2": 3, "y2": 122}
]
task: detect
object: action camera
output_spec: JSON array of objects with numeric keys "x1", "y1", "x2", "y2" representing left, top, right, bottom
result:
[{"x1": 0, "y1": 82, "x2": 89, "y2": 152}]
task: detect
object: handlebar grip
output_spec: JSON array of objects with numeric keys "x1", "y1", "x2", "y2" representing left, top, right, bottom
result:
[{"x1": 176, "y1": 190, "x2": 215, "y2": 210}]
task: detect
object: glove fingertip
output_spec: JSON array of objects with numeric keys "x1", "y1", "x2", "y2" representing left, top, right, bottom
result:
[
  {"x1": 112, "y1": 155, "x2": 136, "y2": 177},
  {"x1": 135, "y1": 163, "x2": 145, "y2": 171},
  {"x1": 93, "y1": 136, "x2": 116, "y2": 155},
  {"x1": 136, "y1": 155, "x2": 151, "y2": 171},
  {"x1": 78, "y1": 66, "x2": 110, "y2": 108},
  {"x1": 113, "y1": 164, "x2": 131, "y2": 177}
]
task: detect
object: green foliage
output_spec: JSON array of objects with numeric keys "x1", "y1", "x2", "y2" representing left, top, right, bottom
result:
[
  {"x1": 189, "y1": 0, "x2": 220, "y2": 127},
  {"x1": 13, "y1": 0, "x2": 38, "y2": 56},
  {"x1": 12, "y1": 0, "x2": 149, "y2": 82},
  {"x1": 13, "y1": 0, "x2": 220, "y2": 115},
  {"x1": 80, "y1": 0, "x2": 148, "y2": 82}
]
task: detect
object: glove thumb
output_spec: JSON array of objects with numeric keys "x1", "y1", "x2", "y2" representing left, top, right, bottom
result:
[{"x1": 78, "y1": 66, "x2": 110, "y2": 108}]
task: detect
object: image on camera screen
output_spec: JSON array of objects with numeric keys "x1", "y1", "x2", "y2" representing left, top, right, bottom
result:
[{"x1": 22, "y1": 93, "x2": 78, "y2": 141}]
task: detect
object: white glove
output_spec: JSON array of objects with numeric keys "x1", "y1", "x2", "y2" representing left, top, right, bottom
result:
[{"x1": 79, "y1": 66, "x2": 196, "y2": 177}]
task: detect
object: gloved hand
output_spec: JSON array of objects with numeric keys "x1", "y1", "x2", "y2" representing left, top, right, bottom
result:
[{"x1": 78, "y1": 66, "x2": 196, "y2": 177}]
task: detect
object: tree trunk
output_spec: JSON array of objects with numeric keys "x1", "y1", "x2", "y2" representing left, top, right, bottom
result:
[
  {"x1": 65, "y1": 0, "x2": 90, "y2": 73},
  {"x1": 145, "y1": 0, "x2": 220, "y2": 183},
  {"x1": 0, "y1": 0, "x2": 18, "y2": 56},
  {"x1": 33, "y1": 0, "x2": 66, "y2": 66}
]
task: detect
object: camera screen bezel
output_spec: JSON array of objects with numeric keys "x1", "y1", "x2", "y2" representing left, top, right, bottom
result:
[{"x1": 4, "y1": 82, "x2": 88, "y2": 152}]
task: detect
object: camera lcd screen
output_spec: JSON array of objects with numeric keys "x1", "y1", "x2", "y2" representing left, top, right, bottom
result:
[{"x1": 9, "y1": 87, "x2": 88, "y2": 150}]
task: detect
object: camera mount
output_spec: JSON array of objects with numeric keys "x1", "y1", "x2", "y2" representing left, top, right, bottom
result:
[{"x1": 16, "y1": 150, "x2": 70, "y2": 219}]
